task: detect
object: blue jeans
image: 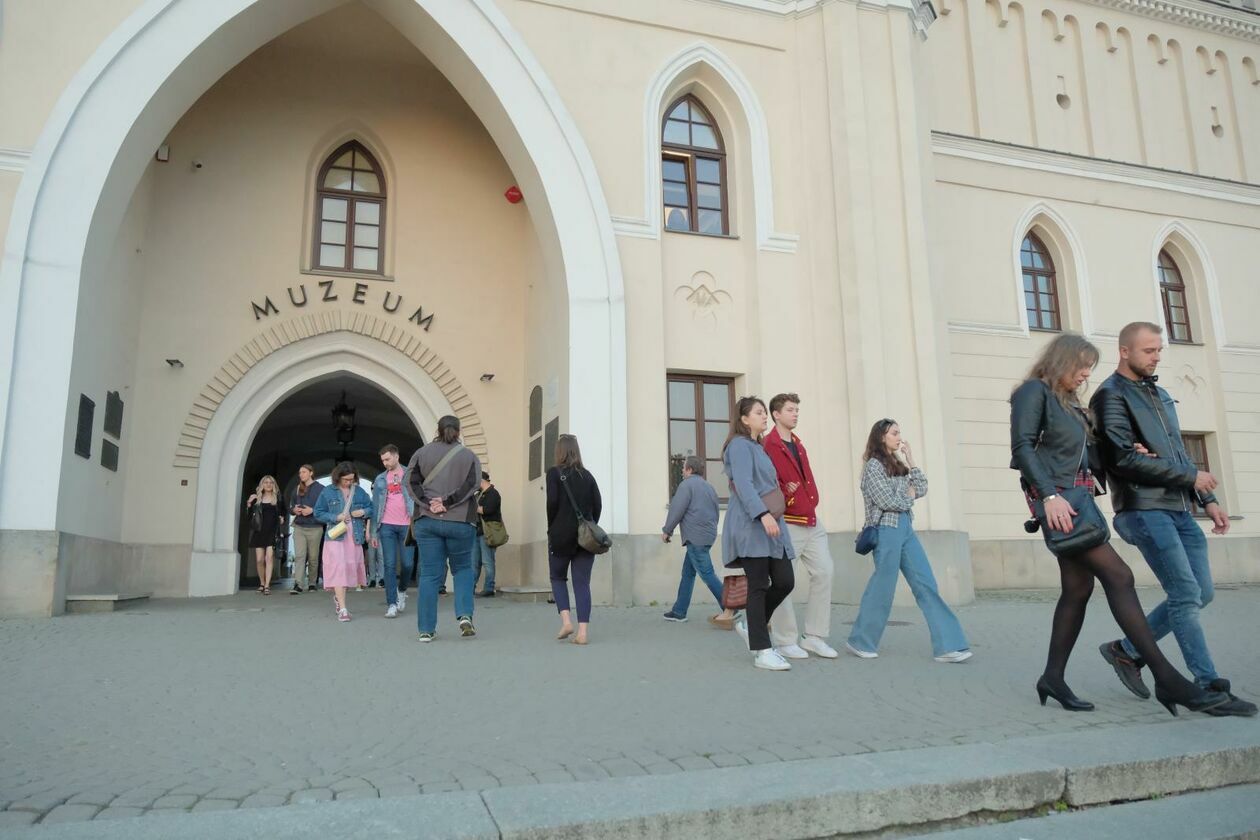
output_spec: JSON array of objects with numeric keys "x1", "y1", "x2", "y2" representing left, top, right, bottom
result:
[
  {"x1": 377, "y1": 523, "x2": 416, "y2": 608},
  {"x1": 1115, "y1": 509, "x2": 1218, "y2": 687},
  {"x1": 848, "y1": 517, "x2": 969, "y2": 657},
  {"x1": 414, "y1": 517, "x2": 476, "y2": 634},
  {"x1": 670, "y1": 543, "x2": 723, "y2": 618},
  {"x1": 473, "y1": 535, "x2": 497, "y2": 593}
]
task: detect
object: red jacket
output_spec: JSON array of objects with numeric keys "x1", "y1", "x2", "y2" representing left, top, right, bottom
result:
[{"x1": 763, "y1": 427, "x2": 821, "y2": 527}]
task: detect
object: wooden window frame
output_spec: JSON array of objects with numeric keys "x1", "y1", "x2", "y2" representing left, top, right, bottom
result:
[
  {"x1": 1181, "y1": 433, "x2": 1211, "y2": 517},
  {"x1": 1021, "y1": 232, "x2": 1062, "y2": 332},
  {"x1": 1158, "y1": 250, "x2": 1194, "y2": 344},
  {"x1": 313, "y1": 141, "x2": 387, "y2": 276},
  {"x1": 667, "y1": 374, "x2": 736, "y2": 501},
  {"x1": 661, "y1": 95, "x2": 729, "y2": 237}
]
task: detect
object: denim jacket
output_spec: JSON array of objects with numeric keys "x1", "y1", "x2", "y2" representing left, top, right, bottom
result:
[
  {"x1": 314, "y1": 484, "x2": 373, "y2": 544},
  {"x1": 371, "y1": 468, "x2": 415, "y2": 532}
]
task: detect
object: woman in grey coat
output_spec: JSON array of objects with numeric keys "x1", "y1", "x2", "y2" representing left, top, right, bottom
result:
[{"x1": 722, "y1": 396, "x2": 796, "y2": 671}]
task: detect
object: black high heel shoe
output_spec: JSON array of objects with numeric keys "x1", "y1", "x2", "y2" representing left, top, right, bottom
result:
[
  {"x1": 1154, "y1": 683, "x2": 1229, "y2": 717},
  {"x1": 1037, "y1": 675, "x2": 1095, "y2": 711}
]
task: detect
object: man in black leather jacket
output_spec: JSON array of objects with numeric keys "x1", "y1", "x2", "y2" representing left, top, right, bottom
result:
[{"x1": 1090, "y1": 322, "x2": 1255, "y2": 717}]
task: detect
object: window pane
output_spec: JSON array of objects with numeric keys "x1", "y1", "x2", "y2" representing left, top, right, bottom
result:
[
  {"x1": 1168, "y1": 290, "x2": 1184, "y2": 308},
  {"x1": 319, "y1": 244, "x2": 345, "y2": 268},
  {"x1": 668, "y1": 100, "x2": 690, "y2": 121},
  {"x1": 670, "y1": 420, "x2": 697, "y2": 457},
  {"x1": 663, "y1": 120, "x2": 690, "y2": 146},
  {"x1": 356, "y1": 202, "x2": 380, "y2": 224},
  {"x1": 353, "y1": 171, "x2": 380, "y2": 194},
  {"x1": 324, "y1": 168, "x2": 353, "y2": 190},
  {"x1": 354, "y1": 224, "x2": 379, "y2": 248},
  {"x1": 322, "y1": 197, "x2": 348, "y2": 222},
  {"x1": 1023, "y1": 274, "x2": 1036, "y2": 294},
  {"x1": 668, "y1": 380, "x2": 696, "y2": 418},
  {"x1": 1171, "y1": 322, "x2": 1190, "y2": 342},
  {"x1": 696, "y1": 158, "x2": 720, "y2": 183},
  {"x1": 1039, "y1": 310, "x2": 1056, "y2": 330},
  {"x1": 691, "y1": 124, "x2": 718, "y2": 149},
  {"x1": 334, "y1": 150, "x2": 355, "y2": 167},
  {"x1": 352, "y1": 247, "x2": 378, "y2": 271},
  {"x1": 665, "y1": 207, "x2": 690, "y2": 231},
  {"x1": 703, "y1": 383, "x2": 730, "y2": 420},
  {"x1": 320, "y1": 221, "x2": 347, "y2": 245},
  {"x1": 663, "y1": 159, "x2": 687, "y2": 181},
  {"x1": 1039, "y1": 294, "x2": 1055, "y2": 315},
  {"x1": 1036, "y1": 275, "x2": 1051, "y2": 294},
  {"x1": 706, "y1": 460, "x2": 729, "y2": 499},
  {"x1": 705, "y1": 421, "x2": 726, "y2": 457},
  {"x1": 697, "y1": 209, "x2": 724, "y2": 234},
  {"x1": 1025, "y1": 291, "x2": 1037, "y2": 312},
  {"x1": 663, "y1": 180, "x2": 689, "y2": 207},
  {"x1": 697, "y1": 183, "x2": 722, "y2": 210}
]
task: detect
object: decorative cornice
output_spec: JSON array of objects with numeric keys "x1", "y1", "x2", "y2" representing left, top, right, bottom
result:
[
  {"x1": 0, "y1": 147, "x2": 31, "y2": 174},
  {"x1": 695, "y1": 0, "x2": 937, "y2": 34},
  {"x1": 932, "y1": 132, "x2": 1260, "y2": 207}
]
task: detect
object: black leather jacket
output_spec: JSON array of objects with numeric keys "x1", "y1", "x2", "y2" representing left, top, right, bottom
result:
[
  {"x1": 1088, "y1": 371, "x2": 1215, "y2": 513},
  {"x1": 1010, "y1": 379, "x2": 1104, "y2": 497}
]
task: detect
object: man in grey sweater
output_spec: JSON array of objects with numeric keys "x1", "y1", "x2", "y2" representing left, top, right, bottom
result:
[{"x1": 661, "y1": 456, "x2": 737, "y2": 627}]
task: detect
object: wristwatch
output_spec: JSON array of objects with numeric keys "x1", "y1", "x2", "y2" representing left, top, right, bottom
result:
[{"x1": 1044, "y1": 494, "x2": 1059, "y2": 502}]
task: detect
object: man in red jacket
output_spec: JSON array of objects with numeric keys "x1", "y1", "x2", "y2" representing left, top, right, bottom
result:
[{"x1": 763, "y1": 393, "x2": 838, "y2": 659}]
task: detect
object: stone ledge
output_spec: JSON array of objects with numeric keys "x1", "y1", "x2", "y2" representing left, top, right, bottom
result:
[{"x1": 64, "y1": 593, "x2": 151, "y2": 613}]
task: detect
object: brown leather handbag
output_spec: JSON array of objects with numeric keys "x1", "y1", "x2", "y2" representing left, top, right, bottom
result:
[
  {"x1": 729, "y1": 482, "x2": 786, "y2": 520},
  {"x1": 721, "y1": 575, "x2": 748, "y2": 610}
]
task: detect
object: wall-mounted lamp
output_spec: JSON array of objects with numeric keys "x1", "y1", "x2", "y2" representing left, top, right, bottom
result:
[
  {"x1": 165, "y1": 359, "x2": 184, "y2": 368},
  {"x1": 480, "y1": 373, "x2": 495, "y2": 382}
]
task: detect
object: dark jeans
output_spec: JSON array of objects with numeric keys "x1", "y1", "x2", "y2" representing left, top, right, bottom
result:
[
  {"x1": 414, "y1": 517, "x2": 476, "y2": 635},
  {"x1": 740, "y1": 555, "x2": 795, "y2": 652},
  {"x1": 550, "y1": 551, "x2": 595, "y2": 623},
  {"x1": 377, "y1": 522, "x2": 416, "y2": 607}
]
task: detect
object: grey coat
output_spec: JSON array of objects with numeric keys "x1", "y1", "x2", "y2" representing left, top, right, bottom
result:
[
  {"x1": 662, "y1": 474, "x2": 719, "y2": 547},
  {"x1": 720, "y1": 435, "x2": 795, "y2": 567}
]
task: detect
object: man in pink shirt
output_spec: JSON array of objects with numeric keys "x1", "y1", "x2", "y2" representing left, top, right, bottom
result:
[{"x1": 371, "y1": 444, "x2": 417, "y2": 619}]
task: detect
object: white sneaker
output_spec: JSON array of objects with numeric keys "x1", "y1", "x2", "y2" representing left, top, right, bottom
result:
[
  {"x1": 734, "y1": 619, "x2": 750, "y2": 649},
  {"x1": 337, "y1": 608, "x2": 351, "y2": 623},
  {"x1": 800, "y1": 636, "x2": 839, "y2": 659},
  {"x1": 397, "y1": 591, "x2": 407, "y2": 613},
  {"x1": 777, "y1": 644, "x2": 809, "y2": 660},
  {"x1": 934, "y1": 650, "x2": 973, "y2": 663},
  {"x1": 845, "y1": 641, "x2": 878, "y2": 659},
  {"x1": 385, "y1": 604, "x2": 398, "y2": 619},
  {"x1": 754, "y1": 649, "x2": 791, "y2": 671}
]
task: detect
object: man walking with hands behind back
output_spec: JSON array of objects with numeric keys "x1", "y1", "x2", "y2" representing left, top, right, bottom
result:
[
  {"x1": 762, "y1": 393, "x2": 838, "y2": 659},
  {"x1": 1091, "y1": 322, "x2": 1256, "y2": 717}
]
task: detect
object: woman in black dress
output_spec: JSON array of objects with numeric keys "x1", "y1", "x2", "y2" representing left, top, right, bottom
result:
[{"x1": 246, "y1": 475, "x2": 285, "y2": 595}]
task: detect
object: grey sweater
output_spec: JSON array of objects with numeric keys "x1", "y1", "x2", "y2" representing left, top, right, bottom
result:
[
  {"x1": 405, "y1": 442, "x2": 483, "y2": 525},
  {"x1": 662, "y1": 475, "x2": 719, "y2": 547}
]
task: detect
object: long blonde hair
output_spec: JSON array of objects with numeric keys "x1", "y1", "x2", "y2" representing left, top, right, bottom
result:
[
  {"x1": 1019, "y1": 333, "x2": 1099, "y2": 425},
  {"x1": 255, "y1": 475, "x2": 279, "y2": 500}
]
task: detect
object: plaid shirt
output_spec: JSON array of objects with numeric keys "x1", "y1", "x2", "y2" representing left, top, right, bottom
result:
[{"x1": 861, "y1": 458, "x2": 928, "y2": 528}]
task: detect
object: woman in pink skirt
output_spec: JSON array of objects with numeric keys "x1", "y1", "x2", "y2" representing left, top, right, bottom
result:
[{"x1": 313, "y1": 461, "x2": 372, "y2": 622}]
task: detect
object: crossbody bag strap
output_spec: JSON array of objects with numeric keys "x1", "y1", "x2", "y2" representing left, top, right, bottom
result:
[
  {"x1": 559, "y1": 470, "x2": 588, "y2": 521},
  {"x1": 421, "y1": 445, "x2": 466, "y2": 495}
]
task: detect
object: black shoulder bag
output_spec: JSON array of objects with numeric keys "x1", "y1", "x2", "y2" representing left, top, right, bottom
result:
[
  {"x1": 560, "y1": 470, "x2": 612, "y2": 555},
  {"x1": 1032, "y1": 423, "x2": 1109, "y2": 557}
]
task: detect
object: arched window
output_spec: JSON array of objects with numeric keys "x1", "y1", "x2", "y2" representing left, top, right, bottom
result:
[
  {"x1": 1158, "y1": 249, "x2": 1193, "y2": 343},
  {"x1": 313, "y1": 141, "x2": 386, "y2": 274},
  {"x1": 661, "y1": 95, "x2": 727, "y2": 236},
  {"x1": 1021, "y1": 233, "x2": 1060, "y2": 331}
]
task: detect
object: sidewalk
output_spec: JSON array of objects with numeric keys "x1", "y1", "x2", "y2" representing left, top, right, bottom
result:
[{"x1": 1, "y1": 585, "x2": 1257, "y2": 830}]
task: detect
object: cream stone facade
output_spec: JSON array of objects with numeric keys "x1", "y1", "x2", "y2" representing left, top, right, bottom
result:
[{"x1": 0, "y1": 0, "x2": 1257, "y2": 617}]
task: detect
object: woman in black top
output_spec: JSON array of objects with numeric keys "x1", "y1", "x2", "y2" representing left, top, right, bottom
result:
[
  {"x1": 246, "y1": 475, "x2": 286, "y2": 595},
  {"x1": 546, "y1": 434, "x2": 602, "y2": 645},
  {"x1": 1011, "y1": 334, "x2": 1224, "y2": 715}
]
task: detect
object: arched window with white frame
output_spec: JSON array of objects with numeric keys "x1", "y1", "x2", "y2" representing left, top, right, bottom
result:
[
  {"x1": 1157, "y1": 249, "x2": 1193, "y2": 343},
  {"x1": 661, "y1": 95, "x2": 728, "y2": 236},
  {"x1": 313, "y1": 141, "x2": 386, "y2": 275}
]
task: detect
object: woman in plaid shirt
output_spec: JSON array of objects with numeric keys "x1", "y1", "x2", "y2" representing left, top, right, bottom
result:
[{"x1": 845, "y1": 419, "x2": 972, "y2": 663}]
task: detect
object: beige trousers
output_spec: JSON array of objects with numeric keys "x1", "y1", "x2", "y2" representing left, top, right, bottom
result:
[
  {"x1": 770, "y1": 521, "x2": 835, "y2": 646},
  {"x1": 292, "y1": 525, "x2": 323, "y2": 588}
]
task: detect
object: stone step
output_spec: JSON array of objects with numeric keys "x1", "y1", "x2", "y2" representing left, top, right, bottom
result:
[
  {"x1": 495, "y1": 586, "x2": 552, "y2": 603},
  {"x1": 65, "y1": 592, "x2": 151, "y2": 613}
]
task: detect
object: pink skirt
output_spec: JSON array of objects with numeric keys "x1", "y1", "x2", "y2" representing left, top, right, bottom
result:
[{"x1": 322, "y1": 536, "x2": 366, "y2": 589}]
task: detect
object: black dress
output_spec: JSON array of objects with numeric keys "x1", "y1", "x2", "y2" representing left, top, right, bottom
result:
[{"x1": 248, "y1": 501, "x2": 280, "y2": 548}]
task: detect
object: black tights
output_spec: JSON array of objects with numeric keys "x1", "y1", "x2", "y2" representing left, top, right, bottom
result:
[{"x1": 1045, "y1": 542, "x2": 1196, "y2": 696}]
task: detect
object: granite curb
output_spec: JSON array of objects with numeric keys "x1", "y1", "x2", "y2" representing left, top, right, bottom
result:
[{"x1": 2, "y1": 718, "x2": 1256, "y2": 839}]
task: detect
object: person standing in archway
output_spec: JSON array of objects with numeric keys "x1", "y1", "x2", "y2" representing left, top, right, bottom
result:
[
  {"x1": 407, "y1": 416, "x2": 482, "y2": 642},
  {"x1": 372, "y1": 444, "x2": 417, "y2": 619},
  {"x1": 314, "y1": 462, "x2": 371, "y2": 622},
  {"x1": 246, "y1": 476, "x2": 285, "y2": 596},
  {"x1": 289, "y1": 464, "x2": 324, "y2": 594}
]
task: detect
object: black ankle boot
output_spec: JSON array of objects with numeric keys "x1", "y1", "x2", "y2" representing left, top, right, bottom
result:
[
  {"x1": 1037, "y1": 675, "x2": 1095, "y2": 711},
  {"x1": 1153, "y1": 681, "x2": 1229, "y2": 717}
]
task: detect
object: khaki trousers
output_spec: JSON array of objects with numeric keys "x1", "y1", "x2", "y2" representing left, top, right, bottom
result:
[
  {"x1": 292, "y1": 525, "x2": 323, "y2": 588},
  {"x1": 770, "y1": 521, "x2": 835, "y2": 646}
]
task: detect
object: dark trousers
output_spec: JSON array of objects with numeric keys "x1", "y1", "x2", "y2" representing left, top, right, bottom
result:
[
  {"x1": 742, "y1": 555, "x2": 795, "y2": 651},
  {"x1": 550, "y1": 551, "x2": 595, "y2": 623}
]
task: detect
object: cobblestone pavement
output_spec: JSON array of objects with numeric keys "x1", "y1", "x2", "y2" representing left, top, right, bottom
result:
[{"x1": 2, "y1": 584, "x2": 1257, "y2": 827}]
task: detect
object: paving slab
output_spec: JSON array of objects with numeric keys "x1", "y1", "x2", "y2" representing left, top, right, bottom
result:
[{"x1": 910, "y1": 783, "x2": 1260, "y2": 839}]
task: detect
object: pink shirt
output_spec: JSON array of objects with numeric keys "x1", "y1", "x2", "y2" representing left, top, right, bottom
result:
[{"x1": 382, "y1": 468, "x2": 409, "y2": 526}]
